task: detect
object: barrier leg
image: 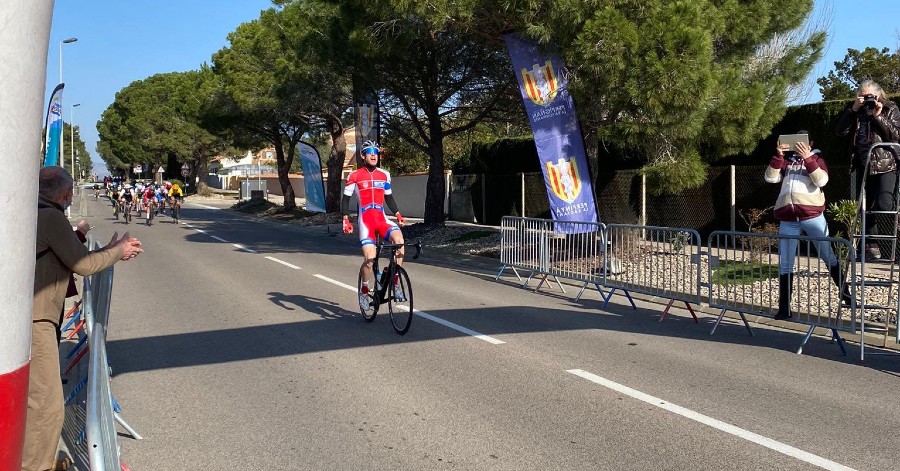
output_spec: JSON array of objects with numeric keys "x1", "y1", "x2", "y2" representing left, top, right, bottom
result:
[
  {"x1": 797, "y1": 325, "x2": 815, "y2": 355},
  {"x1": 64, "y1": 345, "x2": 89, "y2": 374},
  {"x1": 65, "y1": 319, "x2": 85, "y2": 340},
  {"x1": 552, "y1": 276, "x2": 566, "y2": 294},
  {"x1": 64, "y1": 376, "x2": 87, "y2": 405},
  {"x1": 115, "y1": 412, "x2": 143, "y2": 440},
  {"x1": 65, "y1": 335, "x2": 88, "y2": 359},
  {"x1": 575, "y1": 283, "x2": 605, "y2": 302},
  {"x1": 61, "y1": 308, "x2": 82, "y2": 333},
  {"x1": 533, "y1": 274, "x2": 547, "y2": 292},
  {"x1": 575, "y1": 282, "x2": 587, "y2": 301},
  {"x1": 832, "y1": 329, "x2": 848, "y2": 356},
  {"x1": 659, "y1": 299, "x2": 676, "y2": 322},
  {"x1": 63, "y1": 299, "x2": 82, "y2": 321},
  {"x1": 685, "y1": 302, "x2": 699, "y2": 323},
  {"x1": 522, "y1": 271, "x2": 535, "y2": 289},
  {"x1": 710, "y1": 308, "x2": 727, "y2": 335},
  {"x1": 737, "y1": 311, "x2": 754, "y2": 336},
  {"x1": 601, "y1": 288, "x2": 637, "y2": 311},
  {"x1": 494, "y1": 265, "x2": 507, "y2": 281},
  {"x1": 658, "y1": 300, "x2": 699, "y2": 323},
  {"x1": 510, "y1": 266, "x2": 522, "y2": 281}
]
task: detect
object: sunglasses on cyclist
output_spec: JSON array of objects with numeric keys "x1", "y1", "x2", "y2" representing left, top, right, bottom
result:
[{"x1": 362, "y1": 148, "x2": 380, "y2": 156}]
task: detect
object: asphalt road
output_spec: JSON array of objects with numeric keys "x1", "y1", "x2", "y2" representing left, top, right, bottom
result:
[{"x1": 74, "y1": 194, "x2": 900, "y2": 471}]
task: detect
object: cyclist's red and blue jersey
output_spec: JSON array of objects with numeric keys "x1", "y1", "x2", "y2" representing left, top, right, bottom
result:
[{"x1": 344, "y1": 167, "x2": 399, "y2": 246}]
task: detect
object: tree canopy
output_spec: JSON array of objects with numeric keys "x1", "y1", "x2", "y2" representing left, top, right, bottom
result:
[
  {"x1": 817, "y1": 46, "x2": 900, "y2": 100},
  {"x1": 95, "y1": 0, "x2": 826, "y2": 212},
  {"x1": 97, "y1": 69, "x2": 230, "y2": 189}
]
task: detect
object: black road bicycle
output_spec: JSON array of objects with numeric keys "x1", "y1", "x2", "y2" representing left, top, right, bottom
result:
[
  {"x1": 358, "y1": 239, "x2": 422, "y2": 335},
  {"x1": 170, "y1": 198, "x2": 182, "y2": 224},
  {"x1": 122, "y1": 201, "x2": 133, "y2": 224},
  {"x1": 145, "y1": 199, "x2": 156, "y2": 226}
]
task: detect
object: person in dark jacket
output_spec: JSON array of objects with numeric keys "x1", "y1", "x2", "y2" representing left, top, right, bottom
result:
[
  {"x1": 765, "y1": 133, "x2": 848, "y2": 319},
  {"x1": 836, "y1": 79, "x2": 900, "y2": 260}
]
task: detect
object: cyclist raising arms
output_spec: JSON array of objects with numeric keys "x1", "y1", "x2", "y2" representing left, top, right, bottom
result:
[{"x1": 342, "y1": 141, "x2": 407, "y2": 307}]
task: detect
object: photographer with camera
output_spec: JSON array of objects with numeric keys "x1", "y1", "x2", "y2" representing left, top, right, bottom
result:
[{"x1": 836, "y1": 79, "x2": 900, "y2": 261}]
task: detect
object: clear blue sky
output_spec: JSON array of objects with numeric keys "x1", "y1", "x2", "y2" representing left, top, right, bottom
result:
[
  {"x1": 45, "y1": 0, "x2": 272, "y2": 176},
  {"x1": 45, "y1": 0, "x2": 900, "y2": 176}
]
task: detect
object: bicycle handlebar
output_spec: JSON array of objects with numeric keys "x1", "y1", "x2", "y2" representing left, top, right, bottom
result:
[{"x1": 378, "y1": 239, "x2": 423, "y2": 260}]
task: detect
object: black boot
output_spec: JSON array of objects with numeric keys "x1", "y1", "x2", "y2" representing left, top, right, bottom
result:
[
  {"x1": 774, "y1": 273, "x2": 793, "y2": 320},
  {"x1": 829, "y1": 264, "x2": 852, "y2": 306}
]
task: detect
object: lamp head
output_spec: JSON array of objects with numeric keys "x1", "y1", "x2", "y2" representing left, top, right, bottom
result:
[{"x1": 62, "y1": 37, "x2": 78, "y2": 44}]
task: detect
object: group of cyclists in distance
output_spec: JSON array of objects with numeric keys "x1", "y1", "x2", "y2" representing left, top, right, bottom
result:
[{"x1": 105, "y1": 180, "x2": 184, "y2": 225}]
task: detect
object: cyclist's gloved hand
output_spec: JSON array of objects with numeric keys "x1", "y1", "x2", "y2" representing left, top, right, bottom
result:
[
  {"x1": 343, "y1": 218, "x2": 353, "y2": 234},
  {"x1": 395, "y1": 212, "x2": 406, "y2": 226}
]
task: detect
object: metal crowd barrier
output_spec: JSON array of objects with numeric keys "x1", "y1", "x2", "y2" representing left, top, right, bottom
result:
[
  {"x1": 495, "y1": 216, "x2": 568, "y2": 293},
  {"x1": 495, "y1": 217, "x2": 900, "y2": 360},
  {"x1": 604, "y1": 225, "x2": 702, "y2": 322},
  {"x1": 706, "y1": 231, "x2": 856, "y2": 355},
  {"x1": 62, "y1": 239, "x2": 139, "y2": 470}
]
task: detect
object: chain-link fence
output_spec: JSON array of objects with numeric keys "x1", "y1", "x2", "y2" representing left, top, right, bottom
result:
[{"x1": 452, "y1": 165, "x2": 864, "y2": 241}]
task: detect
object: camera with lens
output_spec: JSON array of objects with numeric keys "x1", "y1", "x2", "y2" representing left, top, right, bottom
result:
[{"x1": 864, "y1": 93, "x2": 878, "y2": 110}]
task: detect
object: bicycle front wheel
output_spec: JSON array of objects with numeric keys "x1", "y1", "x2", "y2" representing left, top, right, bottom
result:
[
  {"x1": 388, "y1": 266, "x2": 413, "y2": 335},
  {"x1": 358, "y1": 271, "x2": 377, "y2": 322}
]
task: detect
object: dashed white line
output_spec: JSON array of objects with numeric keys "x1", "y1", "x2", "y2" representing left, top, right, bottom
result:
[
  {"x1": 566, "y1": 369, "x2": 856, "y2": 471},
  {"x1": 189, "y1": 203, "x2": 221, "y2": 210},
  {"x1": 210, "y1": 235, "x2": 228, "y2": 243},
  {"x1": 312, "y1": 273, "x2": 505, "y2": 344},
  {"x1": 266, "y1": 256, "x2": 301, "y2": 269},
  {"x1": 313, "y1": 274, "x2": 357, "y2": 291},
  {"x1": 233, "y1": 243, "x2": 257, "y2": 253}
]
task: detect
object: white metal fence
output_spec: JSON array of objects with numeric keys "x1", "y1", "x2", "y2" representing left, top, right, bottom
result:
[{"x1": 495, "y1": 216, "x2": 900, "y2": 360}]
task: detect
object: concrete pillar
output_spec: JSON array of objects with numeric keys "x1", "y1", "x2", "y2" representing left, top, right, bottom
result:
[{"x1": 0, "y1": 2, "x2": 54, "y2": 469}]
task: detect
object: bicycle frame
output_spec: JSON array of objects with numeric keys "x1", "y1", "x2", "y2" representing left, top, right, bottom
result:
[{"x1": 370, "y1": 240, "x2": 422, "y2": 304}]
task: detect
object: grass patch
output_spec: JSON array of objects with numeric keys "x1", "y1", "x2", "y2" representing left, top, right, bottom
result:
[
  {"x1": 449, "y1": 230, "x2": 495, "y2": 243},
  {"x1": 711, "y1": 261, "x2": 778, "y2": 285}
]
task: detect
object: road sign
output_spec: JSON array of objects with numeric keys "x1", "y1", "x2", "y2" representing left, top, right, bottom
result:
[
  {"x1": 181, "y1": 168, "x2": 190, "y2": 177},
  {"x1": 133, "y1": 165, "x2": 142, "y2": 174},
  {"x1": 157, "y1": 166, "x2": 164, "y2": 174}
]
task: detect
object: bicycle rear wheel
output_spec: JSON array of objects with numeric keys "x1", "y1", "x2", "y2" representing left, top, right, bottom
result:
[
  {"x1": 388, "y1": 266, "x2": 413, "y2": 334},
  {"x1": 358, "y1": 271, "x2": 377, "y2": 322}
]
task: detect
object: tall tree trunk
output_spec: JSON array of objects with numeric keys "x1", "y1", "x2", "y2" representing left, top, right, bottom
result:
[
  {"x1": 325, "y1": 116, "x2": 345, "y2": 213},
  {"x1": 197, "y1": 155, "x2": 209, "y2": 193},
  {"x1": 274, "y1": 138, "x2": 297, "y2": 210},
  {"x1": 423, "y1": 119, "x2": 446, "y2": 225}
]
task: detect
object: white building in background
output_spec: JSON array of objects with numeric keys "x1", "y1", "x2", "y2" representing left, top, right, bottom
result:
[{"x1": 210, "y1": 148, "x2": 277, "y2": 176}]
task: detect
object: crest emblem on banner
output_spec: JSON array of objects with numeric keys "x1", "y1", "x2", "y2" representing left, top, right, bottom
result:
[
  {"x1": 546, "y1": 157, "x2": 581, "y2": 203},
  {"x1": 356, "y1": 104, "x2": 374, "y2": 138},
  {"x1": 520, "y1": 60, "x2": 559, "y2": 106}
]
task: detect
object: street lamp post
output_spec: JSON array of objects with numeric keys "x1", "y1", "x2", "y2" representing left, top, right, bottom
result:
[
  {"x1": 70, "y1": 103, "x2": 80, "y2": 181},
  {"x1": 58, "y1": 37, "x2": 77, "y2": 171}
]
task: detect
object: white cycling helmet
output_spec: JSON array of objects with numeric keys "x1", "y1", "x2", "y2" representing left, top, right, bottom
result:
[{"x1": 361, "y1": 140, "x2": 381, "y2": 156}]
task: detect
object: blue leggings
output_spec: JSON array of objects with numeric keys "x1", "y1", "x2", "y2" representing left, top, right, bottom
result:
[{"x1": 778, "y1": 214, "x2": 838, "y2": 275}]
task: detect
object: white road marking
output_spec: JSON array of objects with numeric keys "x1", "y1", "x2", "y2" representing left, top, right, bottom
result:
[
  {"x1": 312, "y1": 273, "x2": 505, "y2": 344},
  {"x1": 233, "y1": 243, "x2": 257, "y2": 253},
  {"x1": 265, "y1": 256, "x2": 301, "y2": 270},
  {"x1": 210, "y1": 235, "x2": 228, "y2": 243},
  {"x1": 566, "y1": 369, "x2": 857, "y2": 471},
  {"x1": 312, "y1": 274, "x2": 357, "y2": 291},
  {"x1": 189, "y1": 203, "x2": 221, "y2": 210}
]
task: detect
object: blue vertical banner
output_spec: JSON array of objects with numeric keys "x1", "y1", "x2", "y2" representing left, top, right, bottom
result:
[
  {"x1": 297, "y1": 141, "x2": 327, "y2": 213},
  {"x1": 504, "y1": 35, "x2": 598, "y2": 231},
  {"x1": 42, "y1": 83, "x2": 65, "y2": 167}
]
